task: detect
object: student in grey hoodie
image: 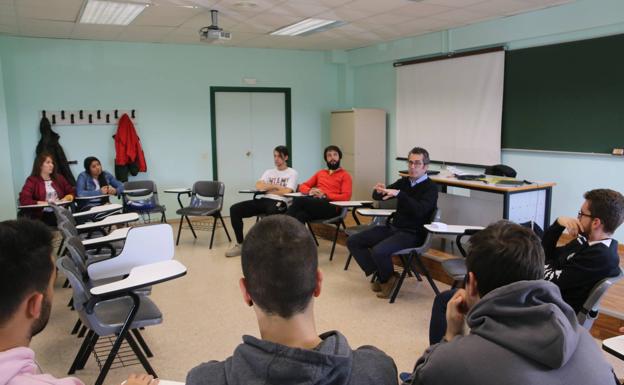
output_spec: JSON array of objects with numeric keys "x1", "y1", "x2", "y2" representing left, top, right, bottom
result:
[
  {"x1": 406, "y1": 220, "x2": 619, "y2": 385},
  {"x1": 187, "y1": 215, "x2": 398, "y2": 385}
]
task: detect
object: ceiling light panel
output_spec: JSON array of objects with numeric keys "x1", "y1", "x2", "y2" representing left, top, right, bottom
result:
[
  {"x1": 271, "y1": 18, "x2": 344, "y2": 36},
  {"x1": 80, "y1": 1, "x2": 148, "y2": 25}
]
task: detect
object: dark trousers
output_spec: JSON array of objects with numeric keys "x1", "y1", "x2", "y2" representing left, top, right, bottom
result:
[
  {"x1": 429, "y1": 289, "x2": 457, "y2": 345},
  {"x1": 347, "y1": 225, "x2": 423, "y2": 283},
  {"x1": 286, "y1": 196, "x2": 338, "y2": 224},
  {"x1": 230, "y1": 198, "x2": 286, "y2": 243}
]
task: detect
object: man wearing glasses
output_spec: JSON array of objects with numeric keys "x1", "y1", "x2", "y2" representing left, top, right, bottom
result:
[
  {"x1": 347, "y1": 147, "x2": 438, "y2": 299},
  {"x1": 542, "y1": 188, "x2": 624, "y2": 313}
]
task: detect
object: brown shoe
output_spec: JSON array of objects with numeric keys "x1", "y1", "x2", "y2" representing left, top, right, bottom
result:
[
  {"x1": 370, "y1": 280, "x2": 381, "y2": 292},
  {"x1": 376, "y1": 274, "x2": 399, "y2": 299}
]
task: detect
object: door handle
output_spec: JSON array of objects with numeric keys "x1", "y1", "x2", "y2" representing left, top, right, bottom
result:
[{"x1": 246, "y1": 151, "x2": 251, "y2": 157}]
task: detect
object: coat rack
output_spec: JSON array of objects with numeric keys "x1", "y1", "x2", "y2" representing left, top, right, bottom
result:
[{"x1": 40, "y1": 109, "x2": 137, "y2": 126}]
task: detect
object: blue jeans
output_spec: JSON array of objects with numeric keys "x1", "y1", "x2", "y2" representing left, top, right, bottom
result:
[{"x1": 347, "y1": 225, "x2": 423, "y2": 283}]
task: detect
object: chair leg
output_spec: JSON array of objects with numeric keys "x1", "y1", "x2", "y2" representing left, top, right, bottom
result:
[
  {"x1": 218, "y1": 214, "x2": 232, "y2": 242},
  {"x1": 131, "y1": 329, "x2": 153, "y2": 358},
  {"x1": 176, "y1": 215, "x2": 184, "y2": 246},
  {"x1": 389, "y1": 256, "x2": 410, "y2": 304},
  {"x1": 186, "y1": 215, "x2": 197, "y2": 238},
  {"x1": 161, "y1": 212, "x2": 167, "y2": 223},
  {"x1": 308, "y1": 224, "x2": 319, "y2": 246},
  {"x1": 411, "y1": 254, "x2": 440, "y2": 295},
  {"x1": 125, "y1": 333, "x2": 157, "y2": 377},
  {"x1": 71, "y1": 318, "x2": 82, "y2": 335},
  {"x1": 329, "y1": 223, "x2": 341, "y2": 261},
  {"x1": 344, "y1": 253, "x2": 352, "y2": 270},
  {"x1": 209, "y1": 216, "x2": 217, "y2": 249},
  {"x1": 68, "y1": 329, "x2": 94, "y2": 374},
  {"x1": 63, "y1": 278, "x2": 70, "y2": 288},
  {"x1": 77, "y1": 325, "x2": 87, "y2": 338},
  {"x1": 77, "y1": 331, "x2": 99, "y2": 370}
]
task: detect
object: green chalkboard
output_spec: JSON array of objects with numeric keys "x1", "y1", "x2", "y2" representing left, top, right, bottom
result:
[{"x1": 502, "y1": 34, "x2": 624, "y2": 153}]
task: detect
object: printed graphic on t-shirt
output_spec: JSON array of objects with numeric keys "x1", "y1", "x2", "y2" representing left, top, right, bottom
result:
[
  {"x1": 266, "y1": 176, "x2": 291, "y2": 187},
  {"x1": 544, "y1": 264, "x2": 562, "y2": 281}
]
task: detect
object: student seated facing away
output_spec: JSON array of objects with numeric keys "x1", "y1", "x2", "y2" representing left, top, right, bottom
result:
[
  {"x1": 348, "y1": 147, "x2": 437, "y2": 299},
  {"x1": 287, "y1": 145, "x2": 352, "y2": 223},
  {"x1": 225, "y1": 145, "x2": 298, "y2": 257},
  {"x1": 406, "y1": 221, "x2": 619, "y2": 385},
  {"x1": 428, "y1": 188, "x2": 624, "y2": 345},
  {"x1": 0, "y1": 219, "x2": 155, "y2": 385},
  {"x1": 187, "y1": 215, "x2": 398, "y2": 385}
]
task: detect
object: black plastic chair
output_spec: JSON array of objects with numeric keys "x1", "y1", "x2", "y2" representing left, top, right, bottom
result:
[
  {"x1": 175, "y1": 181, "x2": 231, "y2": 248},
  {"x1": 388, "y1": 208, "x2": 440, "y2": 303},
  {"x1": 123, "y1": 180, "x2": 167, "y2": 223},
  {"x1": 577, "y1": 267, "x2": 624, "y2": 330}
]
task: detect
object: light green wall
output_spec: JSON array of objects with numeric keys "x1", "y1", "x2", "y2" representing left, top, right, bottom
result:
[
  {"x1": 0, "y1": 58, "x2": 16, "y2": 218},
  {"x1": 0, "y1": 36, "x2": 343, "y2": 219},
  {"x1": 348, "y1": 0, "x2": 624, "y2": 239}
]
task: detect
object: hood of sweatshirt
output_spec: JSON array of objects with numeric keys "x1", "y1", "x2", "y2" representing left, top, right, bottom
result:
[{"x1": 467, "y1": 280, "x2": 581, "y2": 369}]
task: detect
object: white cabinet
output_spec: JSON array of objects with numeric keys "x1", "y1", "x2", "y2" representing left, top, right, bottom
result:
[{"x1": 330, "y1": 109, "x2": 386, "y2": 201}]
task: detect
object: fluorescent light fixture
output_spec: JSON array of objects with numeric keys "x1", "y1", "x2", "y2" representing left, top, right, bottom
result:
[
  {"x1": 270, "y1": 18, "x2": 345, "y2": 36},
  {"x1": 79, "y1": 0, "x2": 148, "y2": 25}
]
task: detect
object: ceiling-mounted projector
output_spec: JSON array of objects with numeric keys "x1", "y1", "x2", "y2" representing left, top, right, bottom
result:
[{"x1": 199, "y1": 10, "x2": 231, "y2": 42}]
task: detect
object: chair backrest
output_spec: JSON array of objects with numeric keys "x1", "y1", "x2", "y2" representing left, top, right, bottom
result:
[
  {"x1": 50, "y1": 202, "x2": 75, "y2": 225},
  {"x1": 56, "y1": 256, "x2": 91, "y2": 310},
  {"x1": 64, "y1": 235, "x2": 90, "y2": 275},
  {"x1": 87, "y1": 223, "x2": 175, "y2": 280},
  {"x1": 124, "y1": 180, "x2": 159, "y2": 203},
  {"x1": 577, "y1": 267, "x2": 624, "y2": 329},
  {"x1": 414, "y1": 207, "x2": 441, "y2": 254},
  {"x1": 190, "y1": 181, "x2": 224, "y2": 211}
]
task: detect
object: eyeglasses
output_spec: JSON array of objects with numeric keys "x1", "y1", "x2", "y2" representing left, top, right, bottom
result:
[
  {"x1": 407, "y1": 160, "x2": 425, "y2": 167},
  {"x1": 577, "y1": 211, "x2": 593, "y2": 219}
]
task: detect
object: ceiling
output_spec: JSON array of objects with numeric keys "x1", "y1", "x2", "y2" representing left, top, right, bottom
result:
[{"x1": 0, "y1": 0, "x2": 574, "y2": 51}]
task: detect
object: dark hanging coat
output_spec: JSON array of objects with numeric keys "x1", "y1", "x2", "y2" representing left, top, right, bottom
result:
[{"x1": 35, "y1": 116, "x2": 76, "y2": 186}]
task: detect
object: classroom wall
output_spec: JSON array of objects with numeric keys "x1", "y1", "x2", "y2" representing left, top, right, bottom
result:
[
  {"x1": 348, "y1": 0, "x2": 624, "y2": 239},
  {"x1": 0, "y1": 36, "x2": 343, "y2": 220},
  {"x1": 0, "y1": 58, "x2": 16, "y2": 217}
]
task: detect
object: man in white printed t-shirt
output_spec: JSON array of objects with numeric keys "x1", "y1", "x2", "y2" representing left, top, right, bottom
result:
[{"x1": 225, "y1": 145, "x2": 298, "y2": 257}]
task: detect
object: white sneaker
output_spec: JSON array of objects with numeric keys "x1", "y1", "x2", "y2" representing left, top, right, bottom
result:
[{"x1": 225, "y1": 244, "x2": 242, "y2": 257}]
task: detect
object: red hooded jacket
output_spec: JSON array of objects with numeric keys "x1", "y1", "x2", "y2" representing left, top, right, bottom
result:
[{"x1": 114, "y1": 113, "x2": 147, "y2": 172}]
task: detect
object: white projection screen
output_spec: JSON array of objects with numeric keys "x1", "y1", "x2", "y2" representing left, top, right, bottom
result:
[{"x1": 396, "y1": 50, "x2": 504, "y2": 165}]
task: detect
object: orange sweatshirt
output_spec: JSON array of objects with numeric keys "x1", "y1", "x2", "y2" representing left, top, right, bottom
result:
[{"x1": 299, "y1": 168, "x2": 352, "y2": 201}]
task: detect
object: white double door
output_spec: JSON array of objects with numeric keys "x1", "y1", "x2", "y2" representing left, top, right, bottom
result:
[{"x1": 215, "y1": 91, "x2": 286, "y2": 216}]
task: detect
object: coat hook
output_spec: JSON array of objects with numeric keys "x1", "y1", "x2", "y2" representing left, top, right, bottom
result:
[
  {"x1": 70, "y1": 114, "x2": 75, "y2": 124},
  {"x1": 61, "y1": 110, "x2": 65, "y2": 120},
  {"x1": 88, "y1": 114, "x2": 93, "y2": 124},
  {"x1": 131, "y1": 109, "x2": 135, "y2": 119},
  {"x1": 115, "y1": 110, "x2": 118, "y2": 119},
  {"x1": 79, "y1": 110, "x2": 83, "y2": 120},
  {"x1": 52, "y1": 115, "x2": 56, "y2": 124},
  {"x1": 106, "y1": 113, "x2": 110, "y2": 123},
  {"x1": 97, "y1": 110, "x2": 101, "y2": 119},
  {"x1": 42, "y1": 110, "x2": 46, "y2": 118}
]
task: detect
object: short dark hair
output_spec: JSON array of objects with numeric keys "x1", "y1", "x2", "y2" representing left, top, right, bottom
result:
[
  {"x1": 241, "y1": 215, "x2": 318, "y2": 318},
  {"x1": 324, "y1": 145, "x2": 342, "y2": 160},
  {"x1": 408, "y1": 147, "x2": 430, "y2": 165},
  {"x1": 466, "y1": 220, "x2": 544, "y2": 297},
  {"x1": 0, "y1": 219, "x2": 53, "y2": 325},
  {"x1": 584, "y1": 189, "x2": 624, "y2": 234},
  {"x1": 274, "y1": 145, "x2": 289, "y2": 159},
  {"x1": 30, "y1": 152, "x2": 57, "y2": 179}
]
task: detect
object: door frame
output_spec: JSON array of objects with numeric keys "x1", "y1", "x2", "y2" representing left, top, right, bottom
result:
[{"x1": 210, "y1": 86, "x2": 292, "y2": 180}]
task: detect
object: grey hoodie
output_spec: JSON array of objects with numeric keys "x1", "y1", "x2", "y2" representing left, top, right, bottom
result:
[
  {"x1": 186, "y1": 330, "x2": 397, "y2": 385},
  {"x1": 410, "y1": 280, "x2": 618, "y2": 385}
]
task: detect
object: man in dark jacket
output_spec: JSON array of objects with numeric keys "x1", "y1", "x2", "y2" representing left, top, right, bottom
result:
[
  {"x1": 347, "y1": 147, "x2": 438, "y2": 298},
  {"x1": 407, "y1": 221, "x2": 619, "y2": 385},
  {"x1": 186, "y1": 215, "x2": 398, "y2": 385},
  {"x1": 543, "y1": 188, "x2": 624, "y2": 313}
]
